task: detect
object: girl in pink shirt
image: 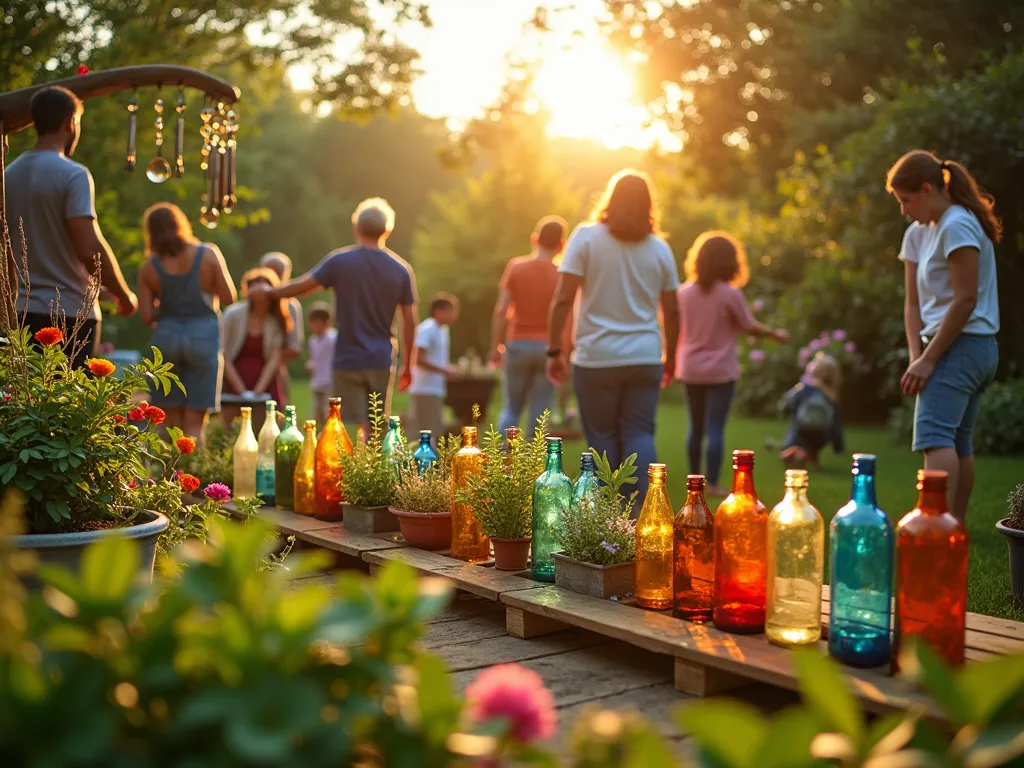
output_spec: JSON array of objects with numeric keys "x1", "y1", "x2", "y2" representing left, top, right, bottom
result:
[{"x1": 676, "y1": 232, "x2": 789, "y2": 495}]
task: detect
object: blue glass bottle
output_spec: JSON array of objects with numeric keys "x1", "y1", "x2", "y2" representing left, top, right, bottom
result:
[
  {"x1": 532, "y1": 437, "x2": 572, "y2": 583},
  {"x1": 413, "y1": 430, "x2": 439, "y2": 474},
  {"x1": 572, "y1": 451, "x2": 600, "y2": 515},
  {"x1": 829, "y1": 454, "x2": 894, "y2": 667}
]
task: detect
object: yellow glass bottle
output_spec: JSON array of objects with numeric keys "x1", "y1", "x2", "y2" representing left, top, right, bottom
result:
[
  {"x1": 293, "y1": 420, "x2": 318, "y2": 516},
  {"x1": 232, "y1": 406, "x2": 259, "y2": 499},
  {"x1": 635, "y1": 463, "x2": 675, "y2": 610},
  {"x1": 451, "y1": 426, "x2": 489, "y2": 562},
  {"x1": 315, "y1": 397, "x2": 352, "y2": 521},
  {"x1": 766, "y1": 469, "x2": 825, "y2": 646}
]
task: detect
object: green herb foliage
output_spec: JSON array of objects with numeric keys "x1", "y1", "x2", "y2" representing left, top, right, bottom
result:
[{"x1": 559, "y1": 450, "x2": 639, "y2": 565}]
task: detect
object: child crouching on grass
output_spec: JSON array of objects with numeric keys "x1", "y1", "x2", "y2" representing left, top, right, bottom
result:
[{"x1": 778, "y1": 352, "x2": 845, "y2": 468}]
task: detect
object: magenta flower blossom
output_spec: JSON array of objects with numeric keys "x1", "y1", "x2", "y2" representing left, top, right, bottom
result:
[
  {"x1": 832, "y1": 329, "x2": 847, "y2": 342},
  {"x1": 749, "y1": 349, "x2": 766, "y2": 363},
  {"x1": 752, "y1": 298, "x2": 765, "y2": 312},
  {"x1": 465, "y1": 664, "x2": 557, "y2": 743},
  {"x1": 808, "y1": 339, "x2": 825, "y2": 352},
  {"x1": 203, "y1": 483, "x2": 232, "y2": 503},
  {"x1": 844, "y1": 341, "x2": 856, "y2": 353},
  {"x1": 798, "y1": 347, "x2": 812, "y2": 363}
]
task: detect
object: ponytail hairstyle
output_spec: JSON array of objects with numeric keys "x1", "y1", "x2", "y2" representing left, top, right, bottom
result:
[
  {"x1": 886, "y1": 150, "x2": 1002, "y2": 243},
  {"x1": 241, "y1": 267, "x2": 293, "y2": 335},
  {"x1": 143, "y1": 202, "x2": 195, "y2": 257}
]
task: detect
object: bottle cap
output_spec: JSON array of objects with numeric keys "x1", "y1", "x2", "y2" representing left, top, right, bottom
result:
[
  {"x1": 687, "y1": 474, "x2": 706, "y2": 491},
  {"x1": 733, "y1": 449, "x2": 755, "y2": 469},
  {"x1": 917, "y1": 469, "x2": 948, "y2": 493}
]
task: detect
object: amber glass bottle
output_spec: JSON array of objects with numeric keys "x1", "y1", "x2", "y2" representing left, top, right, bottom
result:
[
  {"x1": 293, "y1": 420, "x2": 318, "y2": 516},
  {"x1": 314, "y1": 397, "x2": 352, "y2": 521},
  {"x1": 674, "y1": 474, "x2": 715, "y2": 622},
  {"x1": 635, "y1": 464, "x2": 675, "y2": 610},
  {"x1": 451, "y1": 426, "x2": 489, "y2": 562}
]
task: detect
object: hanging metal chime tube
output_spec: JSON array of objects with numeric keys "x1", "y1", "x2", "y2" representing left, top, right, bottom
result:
[
  {"x1": 174, "y1": 88, "x2": 186, "y2": 178},
  {"x1": 124, "y1": 91, "x2": 139, "y2": 171}
]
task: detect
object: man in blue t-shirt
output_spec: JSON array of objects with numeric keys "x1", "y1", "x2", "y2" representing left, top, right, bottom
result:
[{"x1": 257, "y1": 198, "x2": 418, "y2": 433}]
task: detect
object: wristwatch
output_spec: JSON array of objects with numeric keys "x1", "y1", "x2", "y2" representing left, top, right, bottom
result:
[{"x1": 545, "y1": 348, "x2": 562, "y2": 358}]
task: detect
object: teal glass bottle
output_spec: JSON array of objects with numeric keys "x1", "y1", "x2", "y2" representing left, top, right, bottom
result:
[
  {"x1": 274, "y1": 405, "x2": 304, "y2": 510},
  {"x1": 255, "y1": 400, "x2": 279, "y2": 505},
  {"x1": 830, "y1": 454, "x2": 894, "y2": 667},
  {"x1": 572, "y1": 451, "x2": 600, "y2": 515},
  {"x1": 382, "y1": 416, "x2": 404, "y2": 457},
  {"x1": 413, "y1": 430, "x2": 439, "y2": 475},
  {"x1": 532, "y1": 437, "x2": 572, "y2": 582}
]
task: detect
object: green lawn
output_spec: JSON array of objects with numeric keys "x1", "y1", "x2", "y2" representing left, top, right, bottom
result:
[{"x1": 287, "y1": 381, "x2": 1022, "y2": 621}]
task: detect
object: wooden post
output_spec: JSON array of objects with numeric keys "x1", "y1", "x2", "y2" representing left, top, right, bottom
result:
[
  {"x1": 506, "y1": 606, "x2": 569, "y2": 639},
  {"x1": 673, "y1": 657, "x2": 749, "y2": 697}
]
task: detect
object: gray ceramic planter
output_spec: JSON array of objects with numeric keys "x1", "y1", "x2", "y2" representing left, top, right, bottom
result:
[
  {"x1": 996, "y1": 518, "x2": 1024, "y2": 603},
  {"x1": 552, "y1": 552, "x2": 635, "y2": 599},
  {"x1": 13, "y1": 510, "x2": 169, "y2": 589},
  {"x1": 342, "y1": 503, "x2": 399, "y2": 534}
]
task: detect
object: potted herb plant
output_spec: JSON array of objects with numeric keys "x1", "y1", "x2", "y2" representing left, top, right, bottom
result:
[
  {"x1": 554, "y1": 451, "x2": 639, "y2": 599},
  {"x1": 457, "y1": 415, "x2": 550, "y2": 571},
  {"x1": 391, "y1": 434, "x2": 460, "y2": 550},
  {"x1": 339, "y1": 394, "x2": 400, "y2": 533},
  {"x1": 996, "y1": 483, "x2": 1024, "y2": 603}
]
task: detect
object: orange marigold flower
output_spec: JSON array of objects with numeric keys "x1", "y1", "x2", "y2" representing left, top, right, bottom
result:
[
  {"x1": 113, "y1": 414, "x2": 126, "y2": 424},
  {"x1": 33, "y1": 327, "x2": 64, "y2": 346},
  {"x1": 176, "y1": 436, "x2": 197, "y2": 454},
  {"x1": 86, "y1": 358, "x2": 116, "y2": 377},
  {"x1": 177, "y1": 472, "x2": 201, "y2": 493},
  {"x1": 144, "y1": 405, "x2": 166, "y2": 425}
]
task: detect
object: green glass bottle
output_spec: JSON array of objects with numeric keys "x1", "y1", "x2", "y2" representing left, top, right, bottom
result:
[
  {"x1": 573, "y1": 451, "x2": 600, "y2": 515},
  {"x1": 532, "y1": 437, "x2": 572, "y2": 583},
  {"x1": 274, "y1": 405, "x2": 304, "y2": 510},
  {"x1": 382, "y1": 416, "x2": 404, "y2": 457}
]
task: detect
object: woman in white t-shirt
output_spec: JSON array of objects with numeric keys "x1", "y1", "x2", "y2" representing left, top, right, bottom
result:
[{"x1": 888, "y1": 150, "x2": 1001, "y2": 522}]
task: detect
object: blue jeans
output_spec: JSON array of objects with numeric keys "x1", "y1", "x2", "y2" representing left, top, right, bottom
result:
[
  {"x1": 683, "y1": 381, "x2": 735, "y2": 487},
  {"x1": 499, "y1": 340, "x2": 555, "y2": 434},
  {"x1": 574, "y1": 364, "x2": 662, "y2": 510}
]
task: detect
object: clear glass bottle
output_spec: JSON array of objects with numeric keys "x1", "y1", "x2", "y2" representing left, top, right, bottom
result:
[
  {"x1": 572, "y1": 451, "x2": 600, "y2": 515},
  {"x1": 766, "y1": 469, "x2": 825, "y2": 646},
  {"x1": 894, "y1": 470, "x2": 968, "y2": 671},
  {"x1": 451, "y1": 426, "x2": 489, "y2": 562},
  {"x1": 274, "y1": 405, "x2": 303, "y2": 510},
  {"x1": 256, "y1": 400, "x2": 280, "y2": 505},
  {"x1": 412, "y1": 430, "x2": 439, "y2": 475},
  {"x1": 315, "y1": 397, "x2": 352, "y2": 521},
  {"x1": 713, "y1": 450, "x2": 769, "y2": 633},
  {"x1": 635, "y1": 463, "x2": 675, "y2": 610},
  {"x1": 674, "y1": 474, "x2": 715, "y2": 622},
  {"x1": 293, "y1": 420, "x2": 318, "y2": 516},
  {"x1": 830, "y1": 454, "x2": 893, "y2": 667},
  {"x1": 232, "y1": 406, "x2": 259, "y2": 499},
  {"x1": 532, "y1": 437, "x2": 572, "y2": 582}
]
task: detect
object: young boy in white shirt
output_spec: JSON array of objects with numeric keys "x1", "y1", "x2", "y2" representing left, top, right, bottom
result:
[
  {"x1": 408, "y1": 293, "x2": 461, "y2": 438},
  {"x1": 305, "y1": 302, "x2": 337, "y2": 427}
]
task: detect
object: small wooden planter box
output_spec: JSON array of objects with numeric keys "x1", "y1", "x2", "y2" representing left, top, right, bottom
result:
[
  {"x1": 342, "y1": 503, "x2": 399, "y2": 534},
  {"x1": 553, "y1": 553, "x2": 635, "y2": 600}
]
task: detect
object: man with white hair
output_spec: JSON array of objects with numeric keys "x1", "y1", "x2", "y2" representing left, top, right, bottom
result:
[
  {"x1": 258, "y1": 251, "x2": 304, "y2": 401},
  {"x1": 253, "y1": 198, "x2": 417, "y2": 434}
]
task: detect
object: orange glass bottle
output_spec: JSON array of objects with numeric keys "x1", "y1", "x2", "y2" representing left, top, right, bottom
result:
[
  {"x1": 713, "y1": 450, "x2": 768, "y2": 633},
  {"x1": 293, "y1": 420, "x2": 318, "y2": 516},
  {"x1": 314, "y1": 397, "x2": 353, "y2": 521},
  {"x1": 635, "y1": 464, "x2": 675, "y2": 610},
  {"x1": 451, "y1": 426, "x2": 489, "y2": 562},
  {"x1": 674, "y1": 474, "x2": 715, "y2": 622},
  {"x1": 893, "y1": 470, "x2": 968, "y2": 671}
]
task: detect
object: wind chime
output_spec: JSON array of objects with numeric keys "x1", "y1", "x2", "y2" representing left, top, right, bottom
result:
[{"x1": 121, "y1": 86, "x2": 239, "y2": 229}]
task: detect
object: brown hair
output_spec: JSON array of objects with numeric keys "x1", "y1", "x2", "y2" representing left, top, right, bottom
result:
[
  {"x1": 684, "y1": 230, "x2": 750, "y2": 291},
  {"x1": 886, "y1": 150, "x2": 1002, "y2": 243},
  {"x1": 30, "y1": 86, "x2": 83, "y2": 135},
  {"x1": 534, "y1": 215, "x2": 567, "y2": 248},
  {"x1": 591, "y1": 170, "x2": 659, "y2": 243},
  {"x1": 143, "y1": 203, "x2": 195, "y2": 258},
  {"x1": 809, "y1": 353, "x2": 841, "y2": 402},
  {"x1": 241, "y1": 267, "x2": 293, "y2": 334}
]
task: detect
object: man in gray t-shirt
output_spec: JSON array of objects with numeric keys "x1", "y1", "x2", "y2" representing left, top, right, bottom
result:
[{"x1": 6, "y1": 86, "x2": 136, "y2": 366}]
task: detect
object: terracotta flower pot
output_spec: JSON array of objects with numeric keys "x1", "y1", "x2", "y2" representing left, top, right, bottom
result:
[
  {"x1": 389, "y1": 507, "x2": 452, "y2": 551},
  {"x1": 491, "y1": 537, "x2": 531, "y2": 571}
]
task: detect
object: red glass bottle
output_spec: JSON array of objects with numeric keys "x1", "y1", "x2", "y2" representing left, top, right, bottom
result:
[
  {"x1": 893, "y1": 469, "x2": 968, "y2": 671},
  {"x1": 674, "y1": 474, "x2": 715, "y2": 622},
  {"x1": 713, "y1": 450, "x2": 768, "y2": 633}
]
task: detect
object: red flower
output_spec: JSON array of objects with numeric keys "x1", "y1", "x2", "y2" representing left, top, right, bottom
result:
[
  {"x1": 128, "y1": 480, "x2": 137, "y2": 489},
  {"x1": 78, "y1": 65, "x2": 90, "y2": 76},
  {"x1": 177, "y1": 473, "x2": 201, "y2": 493},
  {"x1": 128, "y1": 406, "x2": 146, "y2": 421},
  {"x1": 176, "y1": 436, "x2": 197, "y2": 454},
  {"x1": 113, "y1": 414, "x2": 126, "y2": 424},
  {"x1": 86, "y1": 358, "x2": 116, "y2": 377},
  {"x1": 33, "y1": 327, "x2": 64, "y2": 346},
  {"x1": 143, "y1": 405, "x2": 166, "y2": 425}
]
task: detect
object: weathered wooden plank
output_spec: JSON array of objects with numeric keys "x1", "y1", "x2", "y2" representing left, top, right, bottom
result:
[
  {"x1": 293, "y1": 525, "x2": 407, "y2": 558},
  {"x1": 420, "y1": 613, "x2": 510, "y2": 650},
  {"x1": 432, "y1": 630, "x2": 610, "y2": 673},
  {"x1": 363, "y1": 548, "x2": 543, "y2": 601},
  {"x1": 507, "y1": 606, "x2": 572, "y2": 639},
  {"x1": 552, "y1": 681, "x2": 685, "y2": 738},
  {"x1": 427, "y1": 593, "x2": 494, "y2": 624}
]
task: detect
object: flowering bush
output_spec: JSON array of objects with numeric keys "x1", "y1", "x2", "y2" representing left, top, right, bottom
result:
[{"x1": 559, "y1": 451, "x2": 638, "y2": 565}]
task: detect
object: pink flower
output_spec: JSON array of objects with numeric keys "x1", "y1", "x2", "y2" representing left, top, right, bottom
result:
[
  {"x1": 808, "y1": 338, "x2": 825, "y2": 352},
  {"x1": 748, "y1": 349, "x2": 766, "y2": 363},
  {"x1": 832, "y1": 329, "x2": 847, "y2": 342},
  {"x1": 798, "y1": 347, "x2": 812, "y2": 363},
  {"x1": 203, "y1": 483, "x2": 232, "y2": 502},
  {"x1": 844, "y1": 341, "x2": 857, "y2": 354},
  {"x1": 465, "y1": 664, "x2": 557, "y2": 743},
  {"x1": 751, "y1": 298, "x2": 765, "y2": 312}
]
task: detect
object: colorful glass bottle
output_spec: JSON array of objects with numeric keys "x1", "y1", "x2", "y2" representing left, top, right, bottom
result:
[
  {"x1": 573, "y1": 451, "x2": 600, "y2": 515},
  {"x1": 766, "y1": 469, "x2": 824, "y2": 646},
  {"x1": 674, "y1": 474, "x2": 715, "y2": 622},
  {"x1": 713, "y1": 450, "x2": 768, "y2": 633},
  {"x1": 314, "y1": 397, "x2": 352, "y2": 521},
  {"x1": 451, "y1": 426, "x2": 488, "y2": 562},
  {"x1": 413, "y1": 430, "x2": 439, "y2": 475},
  {"x1": 532, "y1": 437, "x2": 572, "y2": 582},
  {"x1": 830, "y1": 454, "x2": 893, "y2": 667},
  {"x1": 894, "y1": 470, "x2": 968, "y2": 671},
  {"x1": 636, "y1": 464, "x2": 675, "y2": 610},
  {"x1": 382, "y1": 416, "x2": 404, "y2": 458},
  {"x1": 232, "y1": 406, "x2": 258, "y2": 499},
  {"x1": 504, "y1": 426, "x2": 521, "y2": 455},
  {"x1": 274, "y1": 405, "x2": 303, "y2": 510},
  {"x1": 293, "y1": 420, "x2": 318, "y2": 516},
  {"x1": 255, "y1": 400, "x2": 280, "y2": 505}
]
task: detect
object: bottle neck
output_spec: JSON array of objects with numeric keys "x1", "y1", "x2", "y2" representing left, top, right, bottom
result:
[
  {"x1": 732, "y1": 467, "x2": 757, "y2": 496},
  {"x1": 545, "y1": 450, "x2": 563, "y2": 473},
  {"x1": 917, "y1": 488, "x2": 948, "y2": 514},
  {"x1": 784, "y1": 485, "x2": 809, "y2": 503},
  {"x1": 240, "y1": 412, "x2": 252, "y2": 429},
  {"x1": 329, "y1": 403, "x2": 341, "y2": 419},
  {"x1": 684, "y1": 489, "x2": 706, "y2": 508},
  {"x1": 419, "y1": 435, "x2": 431, "y2": 447},
  {"x1": 851, "y1": 472, "x2": 877, "y2": 506},
  {"x1": 284, "y1": 413, "x2": 296, "y2": 429}
]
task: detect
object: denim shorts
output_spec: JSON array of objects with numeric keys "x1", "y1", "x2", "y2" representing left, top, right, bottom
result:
[
  {"x1": 149, "y1": 315, "x2": 223, "y2": 411},
  {"x1": 913, "y1": 333, "x2": 998, "y2": 457}
]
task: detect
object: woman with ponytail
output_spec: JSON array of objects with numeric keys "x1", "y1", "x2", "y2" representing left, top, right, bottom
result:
[{"x1": 887, "y1": 150, "x2": 1001, "y2": 521}]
